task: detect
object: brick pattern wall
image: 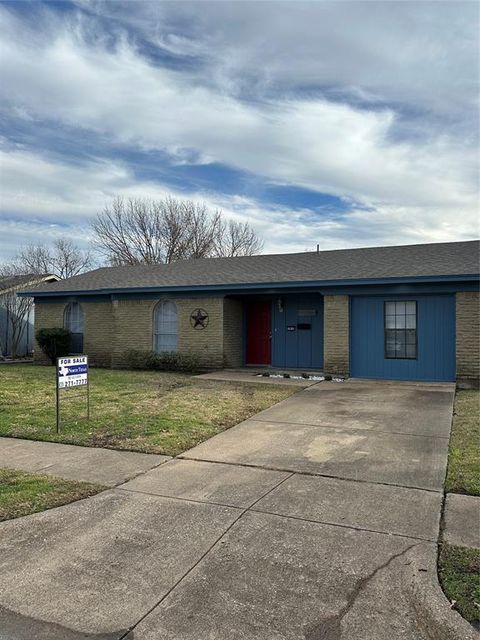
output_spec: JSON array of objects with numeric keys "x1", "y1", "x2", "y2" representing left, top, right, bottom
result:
[
  {"x1": 324, "y1": 295, "x2": 350, "y2": 375},
  {"x1": 111, "y1": 298, "x2": 155, "y2": 367},
  {"x1": 84, "y1": 302, "x2": 114, "y2": 367},
  {"x1": 456, "y1": 291, "x2": 480, "y2": 381},
  {"x1": 177, "y1": 297, "x2": 224, "y2": 368},
  {"x1": 33, "y1": 301, "x2": 66, "y2": 363},
  {"x1": 223, "y1": 298, "x2": 243, "y2": 367},
  {"x1": 109, "y1": 296, "x2": 226, "y2": 368}
]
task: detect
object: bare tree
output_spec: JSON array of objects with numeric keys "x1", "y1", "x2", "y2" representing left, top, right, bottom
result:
[
  {"x1": 214, "y1": 219, "x2": 264, "y2": 257},
  {"x1": 0, "y1": 266, "x2": 35, "y2": 359},
  {"x1": 0, "y1": 288, "x2": 34, "y2": 358},
  {"x1": 92, "y1": 196, "x2": 263, "y2": 265},
  {"x1": 15, "y1": 238, "x2": 94, "y2": 279}
]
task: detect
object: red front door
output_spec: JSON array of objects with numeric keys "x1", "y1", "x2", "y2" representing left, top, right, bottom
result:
[{"x1": 246, "y1": 302, "x2": 271, "y2": 365}]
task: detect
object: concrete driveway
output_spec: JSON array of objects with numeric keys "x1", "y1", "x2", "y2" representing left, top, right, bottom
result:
[{"x1": 0, "y1": 379, "x2": 475, "y2": 640}]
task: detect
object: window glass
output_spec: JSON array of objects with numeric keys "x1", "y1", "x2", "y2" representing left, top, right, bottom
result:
[
  {"x1": 385, "y1": 301, "x2": 417, "y2": 359},
  {"x1": 64, "y1": 302, "x2": 84, "y2": 334},
  {"x1": 405, "y1": 301, "x2": 416, "y2": 315},
  {"x1": 385, "y1": 302, "x2": 396, "y2": 315},
  {"x1": 385, "y1": 314, "x2": 396, "y2": 329},
  {"x1": 154, "y1": 300, "x2": 178, "y2": 353}
]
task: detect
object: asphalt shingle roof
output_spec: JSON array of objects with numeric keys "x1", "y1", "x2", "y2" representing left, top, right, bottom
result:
[
  {"x1": 0, "y1": 274, "x2": 57, "y2": 294},
  {"x1": 21, "y1": 240, "x2": 480, "y2": 296}
]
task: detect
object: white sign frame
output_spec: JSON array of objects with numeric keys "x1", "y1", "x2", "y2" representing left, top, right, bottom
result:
[
  {"x1": 56, "y1": 355, "x2": 90, "y2": 433},
  {"x1": 57, "y1": 356, "x2": 89, "y2": 389}
]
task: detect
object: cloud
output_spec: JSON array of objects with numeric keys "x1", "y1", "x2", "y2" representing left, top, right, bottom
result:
[
  {"x1": 0, "y1": 145, "x2": 477, "y2": 264},
  {"x1": 1, "y1": 5, "x2": 476, "y2": 204},
  {"x1": 78, "y1": 0, "x2": 479, "y2": 125},
  {"x1": 0, "y1": 1, "x2": 478, "y2": 263}
]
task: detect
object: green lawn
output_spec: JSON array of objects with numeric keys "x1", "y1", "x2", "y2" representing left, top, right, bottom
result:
[
  {"x1": 445, "y1": 389, "x2": 480, "y2": 495},
  {"x1": 440, "y1": 388, "x2": 480, "y2": 625},
  {"x1": 0, "y1": 468, "x2": 104, "y2": 521},
  {"x1": 0, "y1": 365, "x2": 297, "y2": 456},
  {"x1": 439, "y1": 543, "x2": 480, "y2": 624}
]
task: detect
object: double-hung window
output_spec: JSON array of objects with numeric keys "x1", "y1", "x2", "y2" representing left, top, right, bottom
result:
[{"x1": 385, "y1": 301, "x2": 417, "y2": 359}]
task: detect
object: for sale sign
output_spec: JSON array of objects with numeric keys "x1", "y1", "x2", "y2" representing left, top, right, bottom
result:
[{"x1": 57, "y1": 356, "x2": 88, "y2": 389}]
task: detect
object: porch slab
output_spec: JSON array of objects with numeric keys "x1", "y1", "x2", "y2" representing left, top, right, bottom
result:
[
  {"x1": 120, "y1": 458, "x2": 290, "y2": 508},
  {"x1": 254, "y1": 473, "x2": 442, "y2": 541},
  {"x1": 182, "y1": 419, "x2": 449, "y2": 491}
]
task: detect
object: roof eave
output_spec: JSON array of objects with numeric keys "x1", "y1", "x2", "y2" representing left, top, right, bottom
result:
[{"x1": 18, "y1": 273, "x2": 480, "y2": 298}]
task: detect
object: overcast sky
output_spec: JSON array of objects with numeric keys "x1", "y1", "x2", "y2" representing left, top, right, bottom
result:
[{"x1": 0, "y1": 0, "x2": 478, "y2": 261}]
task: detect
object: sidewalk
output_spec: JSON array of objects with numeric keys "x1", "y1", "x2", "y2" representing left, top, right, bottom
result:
[
  {"x1": 444, "y1": 493, "x2": 480, "y2": 549},
  {"x1": 0, "y1": 437, "x2": 170, "y2": 486}
]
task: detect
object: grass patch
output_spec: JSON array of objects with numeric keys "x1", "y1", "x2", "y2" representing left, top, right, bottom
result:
[
  {"x1": 438, "y1": 543, "x2": 480, "y2": 623},
  {"x1": 0, "y1": 365, "x2": 297, "y2": 456},
  {"x1": 0, "y1": 468, "x2": 104, "y2": 521},
  {"x1": 445, "y1": 389, "x2": 480, "y2": 496}
]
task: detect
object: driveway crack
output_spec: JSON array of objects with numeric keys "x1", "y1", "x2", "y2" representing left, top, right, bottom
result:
[{"x1": 304, "y1": 542, "x2": 421, "y2": 640}]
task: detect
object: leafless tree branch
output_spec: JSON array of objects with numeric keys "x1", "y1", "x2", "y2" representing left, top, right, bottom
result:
[
  {"x1": 91, "y1": 196, "x2": 263, "y2": 265},
  {"x1": 14, "y1": 238, "x2": 94, "y2": 279}
]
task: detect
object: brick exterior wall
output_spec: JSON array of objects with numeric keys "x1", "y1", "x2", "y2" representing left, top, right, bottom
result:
[
  {"x1": 456, "y1": 291, "x2": 480, "y2": 381},
  {"x1": 83, "y1": 302, "x2": 114, "y2": 367},
  {"x1": 323, "y1": 295, "x2": 349, "y2": 376},
  {"x1": 177, "y1": 297, "x2": 225, "y2": 368},
  {"x1": 223, "y1": 298, "x2": 243, "y2": 367},
  {"x1": 33, "y1": 301, "x2": 66, "y2": 363},
  {"x1": 108, "y1": 296, "x2": 226, "y2": 368},
  {"x1": 110, "y1": 298, "x2": 154, "y2": 367}
]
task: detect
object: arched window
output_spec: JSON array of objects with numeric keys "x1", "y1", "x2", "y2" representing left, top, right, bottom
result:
[
  {"x1": 153, "y1": 300, "x2": 178, "y2": 353},
  {"x1": 64, "y1": 302, "x2": 84, "y2": 353}
]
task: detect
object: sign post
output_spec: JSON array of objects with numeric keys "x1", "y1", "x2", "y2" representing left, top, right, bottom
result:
[{"x1": 56, "y1": 356, "x2": 89, "y2": 433}]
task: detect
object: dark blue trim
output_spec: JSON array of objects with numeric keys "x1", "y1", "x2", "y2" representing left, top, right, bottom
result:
[
  {"x1": 20, "y1": 273, "x2": 480, "y2": 299},
  {"x1": 320, "y1": 282, "x2": 479, "y2": 295}
]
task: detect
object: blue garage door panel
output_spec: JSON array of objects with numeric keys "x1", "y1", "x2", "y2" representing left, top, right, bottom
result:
[{"x1": 350, "y1": 295, "x2": 455, "y2": 382}]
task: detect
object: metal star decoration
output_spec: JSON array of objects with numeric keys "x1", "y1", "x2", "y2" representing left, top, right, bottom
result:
[{"x1": 190, "y1": 308, "x2": 209, "y2": 329}]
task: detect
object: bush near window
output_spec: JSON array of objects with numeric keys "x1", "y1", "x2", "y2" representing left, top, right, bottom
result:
[
  {"x1": 35, "y1": 328, "x2": 72, "y2": 364},
  {"x1": 123, "y1": 349, "x2": 201, "y2": 373}
]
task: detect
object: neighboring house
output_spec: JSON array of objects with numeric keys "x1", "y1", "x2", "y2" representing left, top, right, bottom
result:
[
  {"x1": 19, "y1": 240, "x2": 479, "y2": 383},
  {"x1": 0, "y1": 274, "x2": 59, "y2": 358}
]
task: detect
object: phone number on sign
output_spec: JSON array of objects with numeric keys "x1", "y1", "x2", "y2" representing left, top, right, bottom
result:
[{"x1": 59, "y1": 378, "x2": 88, "y2": 389}]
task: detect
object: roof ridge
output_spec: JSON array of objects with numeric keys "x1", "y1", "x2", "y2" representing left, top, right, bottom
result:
[{"x1": 93, "y1": 239, "x2": 480, "y2": 272}]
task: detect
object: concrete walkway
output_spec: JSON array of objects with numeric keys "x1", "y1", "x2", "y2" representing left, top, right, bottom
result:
[
  {"x1": 0, "y1": 437, "x2": 170, "y2": 485},
  {"x1": 0, "y1": 379, "x2": 477, "y2": 640}
]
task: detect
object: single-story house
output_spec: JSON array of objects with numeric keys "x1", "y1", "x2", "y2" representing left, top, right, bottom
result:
[
  {"x1": 20, "y1": 240, "x2": 479, "y2": 383},
  {"x1": 0, "y1": 273, "x2": 59, "y2": 358}
]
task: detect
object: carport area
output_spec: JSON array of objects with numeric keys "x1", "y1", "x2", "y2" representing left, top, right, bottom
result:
[{"x1": 0, "y1": 379, "x2": 475, "y2": 640}]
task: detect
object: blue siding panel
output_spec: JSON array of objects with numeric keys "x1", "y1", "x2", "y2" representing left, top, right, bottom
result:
[{"x1": 350, "y1": 295, "x2": 455, "y2": 382}]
